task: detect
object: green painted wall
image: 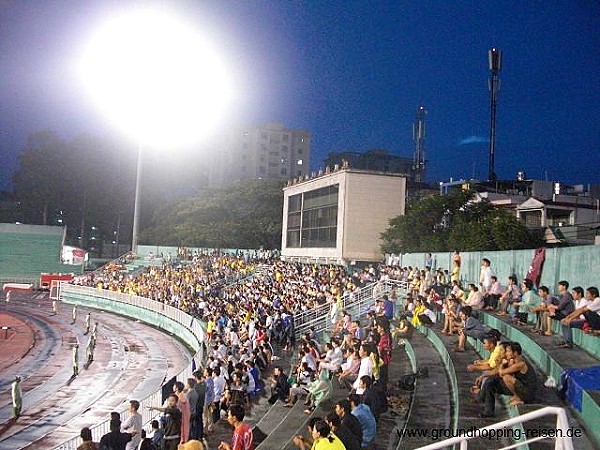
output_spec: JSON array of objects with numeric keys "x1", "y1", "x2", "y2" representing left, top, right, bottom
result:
[
  {"x1": 61, "y1": 290, "x2": 202, "y2": 353},
  {"x1": 394, "y1": 245, "x2": 600, "y2": 291}
]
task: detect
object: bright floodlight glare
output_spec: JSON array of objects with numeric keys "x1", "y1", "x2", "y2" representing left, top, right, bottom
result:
[{"x1": 80, "y1": 10, "x2": 234, "y2": 147}]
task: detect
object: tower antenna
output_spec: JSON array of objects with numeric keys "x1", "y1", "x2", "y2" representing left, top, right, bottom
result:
[{"x1": 488, "y1": 48, "x2": 502, "y2": 182}]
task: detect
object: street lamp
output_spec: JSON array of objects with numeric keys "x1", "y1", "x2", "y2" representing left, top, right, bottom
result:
[{"x1": 80, "y1": 8, "x2": 234, "y2": 252}]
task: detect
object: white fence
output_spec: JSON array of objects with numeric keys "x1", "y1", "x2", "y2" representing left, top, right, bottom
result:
[{"x1": 53, "y1": 284, "x2": 205, "y2": 450}]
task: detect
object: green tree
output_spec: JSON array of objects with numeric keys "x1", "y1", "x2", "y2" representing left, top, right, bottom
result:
[
  {"x1": 141, "y1": 179, "x2": 284, "y2": 249},
  {"x1": 13, "y1": 131, "x2": 66, "y2": 225},
  {"x1": 381, "y1": 189, "x2": 543, "y2": 253},
  {"x1": 12, "y1": 131, "x2": 137, "y2": 250}
]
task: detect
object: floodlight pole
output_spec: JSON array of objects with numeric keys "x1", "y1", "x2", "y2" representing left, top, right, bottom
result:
[
  {"x1": 131, "y1": 142, "x2": 143, "y2": 254},
  {"x1": 488, "y1": 48, "x2": 502, "y2": 182}
]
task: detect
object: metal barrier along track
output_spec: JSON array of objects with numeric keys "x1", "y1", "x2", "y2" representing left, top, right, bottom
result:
[{"x1": 52, "y1": 283, "x2": 205, "y2": 450}]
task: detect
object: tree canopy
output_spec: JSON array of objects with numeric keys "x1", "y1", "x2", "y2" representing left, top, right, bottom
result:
[
  {"x1": 11, "y1": 130, "x2": 212, "y2": 252},
  {"x1": 12, "y1": 131, "x2": 137, "y2": 248},
  {"x1": 140, "y1": 179, "x2": 284, "y2": 249},
  {"x1": 381, "y1": 189, "x2": 544, "y2": 254}
]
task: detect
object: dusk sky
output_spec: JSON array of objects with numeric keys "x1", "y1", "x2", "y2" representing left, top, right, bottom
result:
[{"x1": 1, "y1": 0, "x2": 599, "y2": 192}]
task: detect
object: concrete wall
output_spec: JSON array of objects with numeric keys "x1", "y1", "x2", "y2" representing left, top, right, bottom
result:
[
  {"x1": 342, "y1": 172, "x2": 405, "y2": 261},
  {"x1": 60, "y1": 284, "x2": 204, "y2": 353},
  {"x1": 282, "y1": 169, "x2": 406, "y2": 264},
  {"x1": 391, "y1": 245, "x2": 600, "y2": 291}
]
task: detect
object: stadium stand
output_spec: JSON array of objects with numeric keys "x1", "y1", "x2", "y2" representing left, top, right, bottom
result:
[
  {"x1": 6, "y1": 242, "x2": 597, "y2": 449},
  {"x1": 0, "y1": 223, "x2": 77, "y2": 285}
]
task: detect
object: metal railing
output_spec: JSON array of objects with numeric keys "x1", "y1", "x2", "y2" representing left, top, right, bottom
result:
[
  {"x1": 52, "y1": 283, "x2": 205, "y2": 450},
  {"x1": 415, "y1": 406, "x2": 574, "y2": 450},
  {"x1": 293, "y1": 279, "x2": 409, "y2": 339}
]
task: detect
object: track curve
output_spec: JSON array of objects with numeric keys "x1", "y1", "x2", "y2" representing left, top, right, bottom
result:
[{"x1": 0, "y1": 291, "x2": 191, "y2": 449}]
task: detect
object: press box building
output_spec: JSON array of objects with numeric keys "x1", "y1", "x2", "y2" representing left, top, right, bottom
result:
[{"x1": 281, "y1": 168, "x2": 406, "y2": 265}]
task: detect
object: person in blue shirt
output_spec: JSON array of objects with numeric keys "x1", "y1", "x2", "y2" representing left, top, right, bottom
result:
[{"x1": 348, "y1": 393, "x2": 376, "y2": 447}]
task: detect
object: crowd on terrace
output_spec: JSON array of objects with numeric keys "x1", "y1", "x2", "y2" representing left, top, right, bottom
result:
[
  {"x1": 70, "y1": 254, "x2": 406, "y2": 450},
  {"x1": 394, "y1": 254, "x2": 600, "y2": 418},
  {"x1": 69, "y1": 250, "x2": 599, "y2": 448}
]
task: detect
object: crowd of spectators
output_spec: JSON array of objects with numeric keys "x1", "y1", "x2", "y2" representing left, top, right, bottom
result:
[
  {"x1": 71, "y1": 250, "x2": 598, "y2": 446},
  {"x1": 394, "y1": 255, "x2": 599, "y2": 418},
  {"x1": 72, "y1": 256, "x2": 408, "y2": 449}
]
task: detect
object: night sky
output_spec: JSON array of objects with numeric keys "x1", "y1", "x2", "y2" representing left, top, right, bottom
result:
[{"x1": 1, "y1": 0, "x2": 599, "y2": 192}]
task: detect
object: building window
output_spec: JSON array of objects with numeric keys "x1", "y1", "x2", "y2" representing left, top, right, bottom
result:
[
  {"x1": 286, "y1": 185, "x2": 338, "y2": 248},
  {"x1": 261, "y1": 133, "x2": 267, "y2": 139},
  {"x1": 522, "y1": 210, "x2": 542, "y2": 228},
  {"x1": 259, "y1": 166, "x2": 266, "y2": 174},
  {"x1": 281, "y1": 168, "x2": 287, "y2": 176},
  {"x1": 283, "y1": 134, "x2": 289, "y2": 142}
]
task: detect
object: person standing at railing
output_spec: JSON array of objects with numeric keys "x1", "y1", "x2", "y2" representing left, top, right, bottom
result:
[
  {"x1": 77, "y1": 427, "x2": 98, "y2": 450},
  {"x1": 147, "y1": 394, "x2": 182, "y2": 450},
  {"x1": 452, "y1": 251, "x2": 461, "y2": 283},
  {"x1": 121, "y1": 400, "x2": 142, "y2": 450},
  {"x1": 174, "y1": 381, "x2": 191, "y2": 443}
]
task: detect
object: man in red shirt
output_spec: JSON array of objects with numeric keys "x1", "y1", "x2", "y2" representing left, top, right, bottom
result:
[{"x1": 218, "y1": 405, "x2": 253, "y2": 450}]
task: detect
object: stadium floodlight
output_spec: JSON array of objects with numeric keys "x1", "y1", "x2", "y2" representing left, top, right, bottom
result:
[
  {"x1": 80, "y1": 8, "x2": 235, "y2": 252},
  {"x1": 80, "y1": 8, "x2": 234, "y2": 147}
]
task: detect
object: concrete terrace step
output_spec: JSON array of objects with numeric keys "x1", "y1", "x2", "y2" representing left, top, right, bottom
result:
[
  {"x1": 479, "y1": 312, "x2": 600, "y2": 447},
  {"x1": 255, "y1": 343, "x2": 415, "y2": 450},
  {"x1": 398, "y1": 331, "x2": 455, "y2": 450},
  {"x1": 415, "y1": 326, "x2": 519, "y2": 450}
]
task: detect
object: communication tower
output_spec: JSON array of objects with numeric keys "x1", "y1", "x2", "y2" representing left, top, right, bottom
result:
[{"x1": 413, "y1": 105, "x2": 426, "y2": 183}]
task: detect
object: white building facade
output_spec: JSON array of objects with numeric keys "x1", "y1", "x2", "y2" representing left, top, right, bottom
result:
[
  {"x1": 209, "y1": 123, "x2": 310, "y2": 187},
  {"x1": 281, "y1": 168, "x2": 406, "y2": 265}
]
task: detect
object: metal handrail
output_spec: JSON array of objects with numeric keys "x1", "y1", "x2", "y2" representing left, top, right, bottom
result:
[
  {"x1": 293, "y1": 279, "x2": 409, "y2": 339},
  {"x1": 415, "y1": 406, "x2": 574, "y2": 450},
  {"x1": 88, "y1": 250, "x2": 134, "y2": 276}
]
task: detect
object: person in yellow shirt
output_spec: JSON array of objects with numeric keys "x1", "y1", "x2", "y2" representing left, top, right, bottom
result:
[
  {"x1": 411, "y1": 298, "x2": 426, "y2": 327},
  {"x1": 293, "y1": 419, "x2": 345, "y2": 450},
  {"x1": 206, "y1": 317, "x2": 216, "y2": 341},
  {"x1": 469, "y1": 337, "x2": 506, "y2": 397},
  {"x1": 467, "y1": 333, "x2": 502, "y2": 373}
]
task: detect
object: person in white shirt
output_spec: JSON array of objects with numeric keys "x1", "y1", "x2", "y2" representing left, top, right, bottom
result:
[
  {"x1": 121, "y1": 400, "x2": 143, "y2": 450},
  {"x1": 572, "y1": 287, "x2": 588, "y2": 320},
  {"x1": 484, "y1": 276, "x2": 505, "y2": 310},
  {"x1": 560, "y1": 286, "x2": 600, "y2": 346},
  {"x1": 352, "y1": 344, "x2": 374, "y2": 394},
  {"x1": 465, "y1": 284, "x2": 484, "y2": 310},
  {"x1": 479, "y1": 258, "x2": 495, "y2": 293},
  {"x1": 497, "y1": 276, "x2": 522, "y2": 316},
  {"x1": 318, "y1": 340, "x2": 343, "y2": 373},
  {"x1": 212, "y1": 367, "x2": 226, "y2": 424}
]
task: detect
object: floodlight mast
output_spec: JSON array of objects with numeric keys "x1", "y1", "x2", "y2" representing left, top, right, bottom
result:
[
  {"x1": 131, "y1": 142, "x2": 142, "y2": 254},
  {"x1": 488, "y1": 48, "x2": 502, "y2": 182}
]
